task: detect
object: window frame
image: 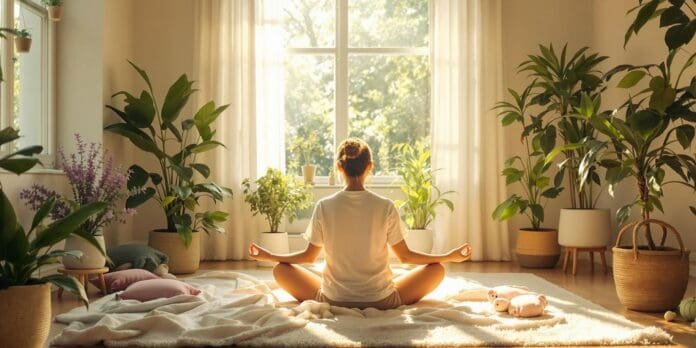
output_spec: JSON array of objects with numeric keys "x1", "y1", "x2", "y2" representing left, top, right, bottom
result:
[
  {"x1": 1, "y1": 0, "x2": 55, "y2": 167},
  {"x1": 285, "y1": 0, "x2": 430, "y2": 185}
]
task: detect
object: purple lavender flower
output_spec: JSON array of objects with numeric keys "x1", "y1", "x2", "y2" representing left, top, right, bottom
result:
[{"x1": 21, "y1": 134, "x2": 136, "y2": 235}]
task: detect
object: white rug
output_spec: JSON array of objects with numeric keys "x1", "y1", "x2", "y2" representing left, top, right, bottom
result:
[{"x1": 51, "y1": 270, "x2": 672, "y2": 347}]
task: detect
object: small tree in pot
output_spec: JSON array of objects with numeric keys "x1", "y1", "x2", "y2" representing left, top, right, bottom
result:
[
  {"x1": 580, "y1": 0, "x2": 696, "y2": 311},
  {"x1": 290, "y1": 132, "x2": 321, "y2": 184},
  {"x1": 0, "y1": 127, "x2": 107, "y2": 348},
  {"x1": 243, "y1": 168, "x2": 313, "y2": 266},
  {"x1": 393, "y1": 141, "x2": 453, "y2": 254},
  {"x1": 518, "y1": 44, "x2": 613, "y2": 252},
  {"x1": 492, "y1": 84, "x2": 565, "y2": 268},
  {"x1": 105, "y1": 61, "x2": 232, "y2": 274}
]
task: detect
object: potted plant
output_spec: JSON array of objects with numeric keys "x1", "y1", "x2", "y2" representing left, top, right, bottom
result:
[
  {"x1": 20, "y1": 134, "x2": 135, "y2": 269},
  {"x1": 518, "y1": 44, "x2": 613, "y2": 250},
  {"x1": 105, "y1": 61, "x2": 232, "y2": 274},
  {"x1": 41, "y1": 0, "x2": 63, "y2": 22},
  {"x1": 0, "y1": 127, "x2": 107, "y2": 348},
  {"x1": 13, "y1": 28, "x2": 31, "y2": 53},
  {"x1": 242, "y1": 168, "x2": 313, "y2": 267},
  {"x1": 290, "y1": 132, "x2": 321, "y2": 184},
  {"x1": 492, "y1": 84, "x2": 565, "y2": 268},
  {"x1": 581, "y1": 0, "x2": 696, "y2": 311},
  {"x1": 393, "y1": 141, "x2": 454, "y2": 254}
]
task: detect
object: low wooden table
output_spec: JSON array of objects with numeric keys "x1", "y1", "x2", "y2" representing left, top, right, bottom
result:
[
  {"x1": 562, "y1": 247, "x2": 608, "y2": 275},
  {"x1": 57, "y1": 267, "x2": 109, "y2": 297}
]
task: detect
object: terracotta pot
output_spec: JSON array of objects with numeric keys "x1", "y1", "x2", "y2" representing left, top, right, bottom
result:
[
  {"x1": 558, "y1": 208, "x2": 611, "y2": 248},
  {"x1": 258, "y1": 231, "x2": 289, "y2": 267},
  {"x1": 47, "y1": 5, "x2": 63, "y2": 21},
  {"x1": 515, "y1": 228, "x2": 560, "y2": 268},
  {"x1": 148, "y1": 230, "x2": 200, "y2": 274},
  {"x1": 404, "y1": 229, "x2": 433, "y2": 254},
  {"x1": 14, "y1": 37, "x2": 31, "y2": 53},
  {"x1": 613, "y1": 219, "x2": 690, "y2": 312},
  {"x1": 62, "y1": 234, "x2": 106, "y2": 269},
  {"x1": 302, "y1": 164, "x2": 316, "y2": 184},
  {"x1": 0, "y1": 283, "x2": 51, "y2": 348}
]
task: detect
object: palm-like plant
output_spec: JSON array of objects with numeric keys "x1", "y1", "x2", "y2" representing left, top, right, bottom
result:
[
  {"x1": 492, "y1": 85, "x2": 564, "y2": 229},
  {"x1": 0, "y1": 127, "x2": 106, "y2": 306},
  {"x1": 518, "y1": 44, "x2": 609, "y2": 209},
  {"x1": 393, "y1": 141, "x2": 453, "y2": 229}
]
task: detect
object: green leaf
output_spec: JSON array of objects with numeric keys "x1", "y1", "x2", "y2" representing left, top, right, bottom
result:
[
  {"x1": 123, "y1": 91, "x2": 156, "y2": 128},
  {"x1": 190, "y1": 163, "x2": 210, "y2": 178},
  {"x1": 189, "y1": 140, "x2": 224, "y2": 154},
  {"x1": 617, "y1": 70, "x2": 646, "y2": 88},
  {"x1": 492, "y1": 196, "x2": 519, "y2": 221},
  {"x1": 633, "y1": 0, "x2": 660, "y2": 34},
  {"x1": 171, "y1": 165, "x2": 193, "y2": 181},
  {"x1": 628, "y1": 109, "x2": 661, "y2": 136},
  {"x1": 104, "y1": 123, "x2": 166, "y2": 158},
  {"x1": 544, "y1": 143, "x2": 584, "y2": 165},
  {"x1": 502, "y1": 167, "x2": 523, "y2": 185},
  {"x1": 676, "y1": 125, "x2": 695, "y2": 149},
  {"x1": 617, "y1": 204, "x2": 634, "y2": 225},
  {"x1": 42, "y1": 274, "x2": 89, "y2": 308},
  {"x1": 665, "y1": 21, "x2": 695, "y2": 50},
  {"x1": 690, "y1": 206, "x2": 696, "y2": 215},
  {"x1": 0, "y1": 158, "x2": 41, "y2": 175},
  {"x1": 31, "y1": 202, "x2": 107, "y2": 250},
  {"x1": 529, "y1": 204, "x2": 544, "y2": 223},
  {"x1": 7, "y1": 145, "x2": 43, "y2": 158},
  {"x1": 161, "y1": 74, "x2": 195, "y2": 124},
  {"x1": 161, "y1": 195, "x2": 176, "y2": 207},
  {"x1": 128, "y1": 60, "x2": 153, "y2": 92},
  {"x1": 30, "y1": 196, "x2": 56, "y2": 233},
  {"x1": 0, "y1": 127, "x2": 19, "y2": 145},
  {"x1": 126, "y1": 187, "x2": 156, "y2": 209},
  {"x1": 127, "y1": 164, "x2": 149, "y2": 190},
  {"x1": 0, "y1": 189, "x2": 18, "y2": 249},
  {"x1": 660, "y1": 6, "x2": 689, "y2": 27}
]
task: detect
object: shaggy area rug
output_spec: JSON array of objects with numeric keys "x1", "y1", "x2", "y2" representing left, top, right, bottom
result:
[{"x1": 51, "y1": 269, "x2": 672, "y2": 347}]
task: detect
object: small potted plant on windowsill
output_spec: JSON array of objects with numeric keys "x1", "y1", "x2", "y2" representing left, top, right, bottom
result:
[
  {"x1": 20, "y1": 134, "x2": 136, "y2": 269},
  {"x1": 492, "y1": 84, "x2": 564, "y2": 268},
  {"x1": 42, "y1": 0, "x2": 64, "y2": 22},
  {"x1": 105, "y1": 61, "x2": 232, "y2": 274},
  {"x1": 290, "y1": 132, "x2": 321, "y2": 185},
  {"x1": 393, "y1": 141, "x2": 453, "y2": 254},
  {"x1": 0, "y1": 127, "x2": 107, "y2": 348},
  {"x1": 13, "y1": 28, "x2": 31, "y2": 53},
  {"x1": 243, "y1": 168, "x2": 313, "y2": 267}
]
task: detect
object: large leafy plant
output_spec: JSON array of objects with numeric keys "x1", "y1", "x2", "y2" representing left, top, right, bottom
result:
[
  {"x1": 242, "y1": 168, "x2": 313, "y2": 233},
  {"x1": 393, "y1": 141, "x2": 453, "y2": 230},
  {"x1": 519, "y1": 44, "x2": 609, "y2": 209},
  {"x1": 0, "y1": 127, "x2": 106, "y2": 306},
  {"x1": 580, "y1": 0, "x2": 696, "y2": 248},
  {"x1": 105, "y1": 62, "x2": 232, "y2": 247},
  {"x1": 492, "y1": 85, "x2": 564, "y2": 229}
]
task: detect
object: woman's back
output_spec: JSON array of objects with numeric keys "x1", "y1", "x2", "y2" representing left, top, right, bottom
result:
[{"x1": 305, "y1": 190, "x2": 404, "y2": 302}]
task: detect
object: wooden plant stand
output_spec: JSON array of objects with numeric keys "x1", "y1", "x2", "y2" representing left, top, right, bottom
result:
[
  {"x1": 562, "y1": 247, "x2": 608, "y2": 275},
  {"x1": 57, "y1": 267, "x2": 109, "y2": 297}
]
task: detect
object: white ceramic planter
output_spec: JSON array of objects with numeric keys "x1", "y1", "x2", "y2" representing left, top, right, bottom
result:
[
  {"x1": 404, "y1": 229, "x2": 433, "y2": 254},
  {"x1": 302, "y1": 164, "x2": 316, "y2": 184},
  {"x1": 258, "y1": 232, "x2": 289, "y2": 267},
  {"x1": 558, "y1": 208, "x2": 611, "y2": 247},
  {"x1": 62, "y1": 234, "x2": 106, "y2": 269}
]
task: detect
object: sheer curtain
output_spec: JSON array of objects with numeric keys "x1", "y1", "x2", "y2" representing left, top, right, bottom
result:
[
  {"x1": 431, "y1": 0, "x2": 510, "y2": 261},
  {"x1": 194, "y1": 0, "x2": 284, "y2": 260}
]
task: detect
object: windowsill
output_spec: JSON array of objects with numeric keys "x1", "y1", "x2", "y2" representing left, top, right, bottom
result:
[
  {"x1": 312, "y1": 184, "x2": 401, "y2": 189},
  {"x1": 0, "y1": 167, "x2": 63, "y2": 175}
]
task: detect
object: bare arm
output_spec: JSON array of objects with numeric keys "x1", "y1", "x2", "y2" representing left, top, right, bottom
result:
[
  {"x1": 248, "y1": 242, "x2": 322, "y2": 264},
  {"x1": 390, "y1": 241, "x2": 471, "y2": 264}
]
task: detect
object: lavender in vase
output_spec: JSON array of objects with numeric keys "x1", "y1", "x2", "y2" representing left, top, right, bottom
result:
[{"x1": 20, "y1": 134, "x2": 136, "y2": 235}]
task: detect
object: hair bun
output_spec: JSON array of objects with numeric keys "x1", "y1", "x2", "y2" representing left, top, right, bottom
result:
[{"x1": 343, "y1": 142, "x2": 361, "y2": 159}]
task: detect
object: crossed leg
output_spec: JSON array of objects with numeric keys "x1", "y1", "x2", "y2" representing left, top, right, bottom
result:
[{"x1": 272, "y1": 262, "x2": 445, "y2": 305}]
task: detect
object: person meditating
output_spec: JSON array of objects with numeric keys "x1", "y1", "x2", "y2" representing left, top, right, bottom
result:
[{"x1": 248, "y1": 138, "x2": 471, "y2": 310}]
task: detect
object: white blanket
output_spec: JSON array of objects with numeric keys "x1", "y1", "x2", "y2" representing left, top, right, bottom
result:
[{"x1": 51, "y1": 270, "x2": 672, "y2": 347}]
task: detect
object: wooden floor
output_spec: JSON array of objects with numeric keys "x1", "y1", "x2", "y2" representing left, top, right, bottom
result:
[{"x1": 49, "y1": 260, "x2": 696, "y2": 347}]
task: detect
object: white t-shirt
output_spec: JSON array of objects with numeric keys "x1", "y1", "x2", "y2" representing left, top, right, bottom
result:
[{"x1": 303, "y1": 190, "x2": 405, "y2": 302}]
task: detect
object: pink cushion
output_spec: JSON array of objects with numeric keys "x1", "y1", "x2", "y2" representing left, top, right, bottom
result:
[
  {"x1": 117, "y1": 279, "x2": 201, "y2": 301},
  {"x1": 91, "y1": 269, "x2": 160, "y2": 293}
]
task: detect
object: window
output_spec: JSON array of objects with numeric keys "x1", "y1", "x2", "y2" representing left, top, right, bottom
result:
[
  {"x1": 281, "y1": 0, "x2": 430, "y2": 180},
  {"x1": 1, "y1": 0, "x2": 53, "y2": 165}
]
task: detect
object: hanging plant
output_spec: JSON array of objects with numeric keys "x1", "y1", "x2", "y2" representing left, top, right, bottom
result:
[
  {"x1": 41, "y1": 0, "x2": 64, "y2": 22},
  {"x1": 13, "y1": 29, "x2": 31, "y2": 53}
]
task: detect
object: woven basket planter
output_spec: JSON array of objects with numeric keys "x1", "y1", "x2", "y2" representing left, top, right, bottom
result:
[
  {"x1": 0, "y1": 283, "x2": 51, "y2": 348},
  {"x1": 613, "y1": 219, "x2": 690, "y2": 312},
  {"x1": 148, "y1": 230, "x2": 200, "y2": 274},
  {"x1": 515, "y1": 229, "x2": 560, "y2": 268},
  {"x1": 47, "y1": 5, "x2": 63, "y2": 21}
]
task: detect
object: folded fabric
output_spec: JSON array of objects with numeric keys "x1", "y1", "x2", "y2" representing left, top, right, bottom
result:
[
  {"x1": 117, "y1": 278, "x2": 201, "y2": 301},
  {"x1": 90, "y1": 269, "x2": 160, "y2": 293}
]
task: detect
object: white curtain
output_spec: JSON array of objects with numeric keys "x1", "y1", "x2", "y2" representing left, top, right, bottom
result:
[
  {"x1": 194, "y1": 0, "x2": 271, "y2": 260},
  {"x1": 431, "y1": 0, "x2": 510, "y2": 261}
]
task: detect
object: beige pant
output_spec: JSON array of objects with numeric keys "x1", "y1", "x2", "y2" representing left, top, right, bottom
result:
[{"x1": 314, "y1": 289, "x2": 402, "y2": 310}]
